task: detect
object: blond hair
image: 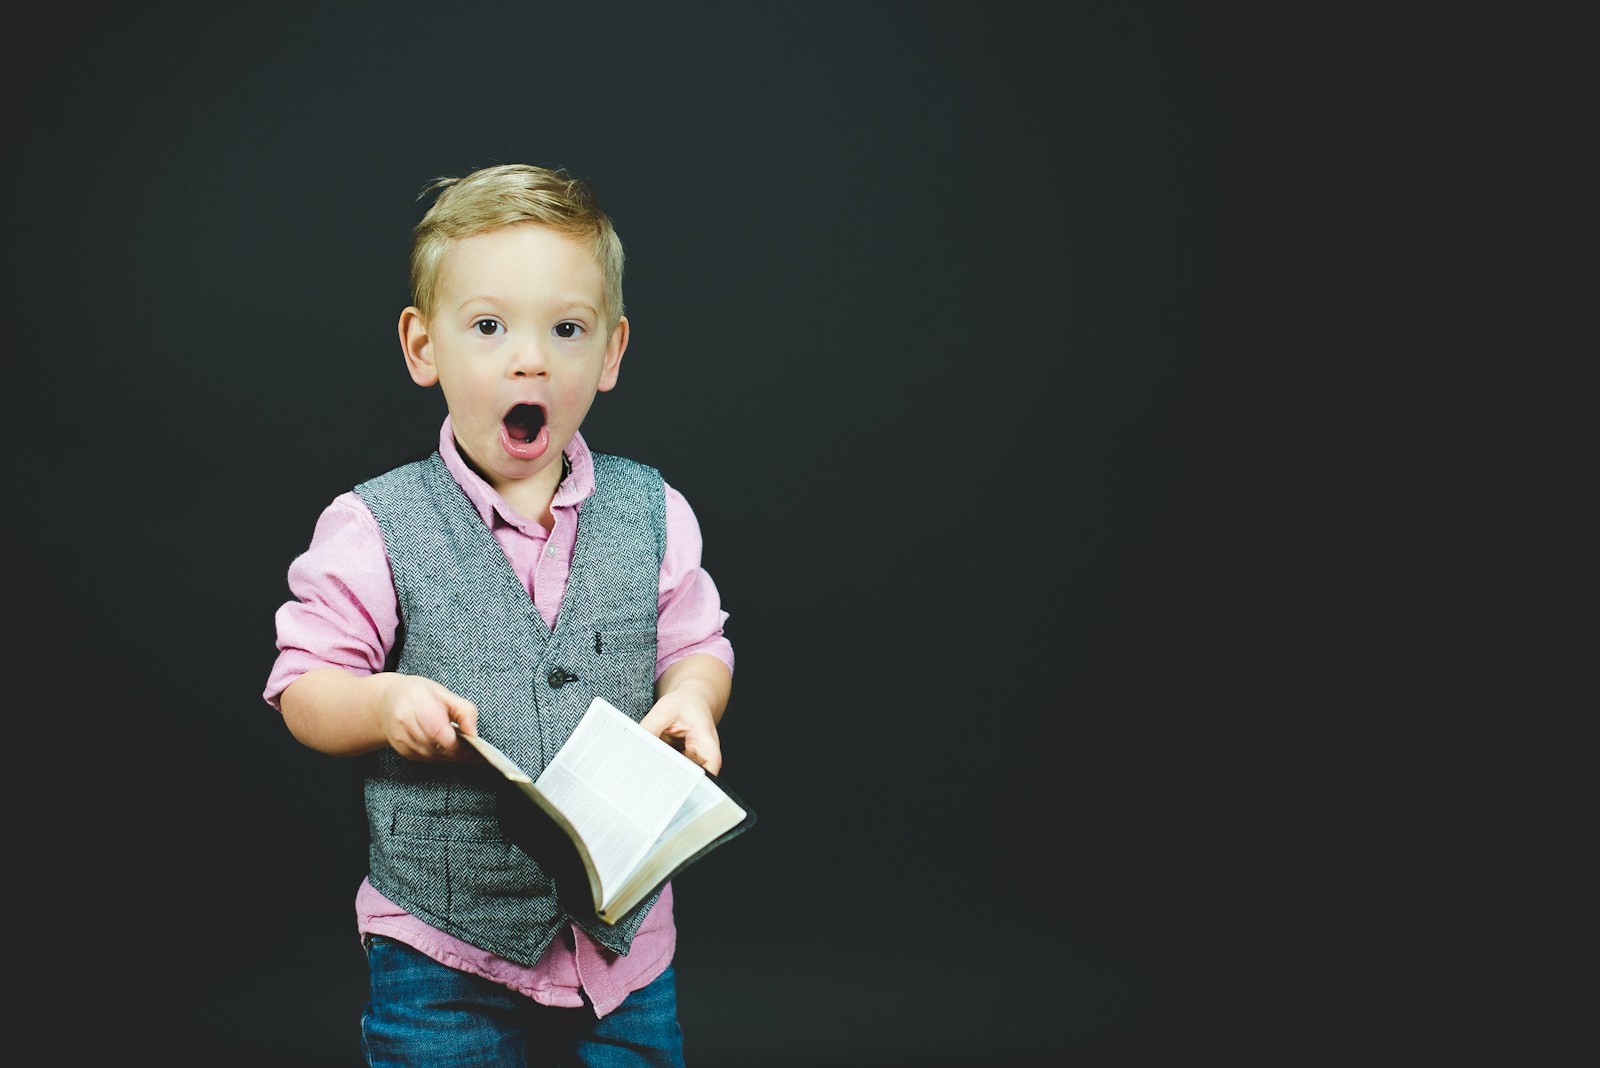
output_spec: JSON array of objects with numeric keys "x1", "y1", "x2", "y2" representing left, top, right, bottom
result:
[{"x1": 408, "y1": 163, "x2": 625, "y2": 329}]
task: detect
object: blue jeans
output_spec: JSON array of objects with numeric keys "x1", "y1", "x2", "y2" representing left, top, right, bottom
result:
[{"x1": 360, "y1": 935, "x2": 686, "y2": 1068}]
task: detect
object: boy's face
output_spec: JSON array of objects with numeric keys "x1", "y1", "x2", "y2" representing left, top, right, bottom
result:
[{"x1": 400, "y1": 223, "x2": 626, "y2": 499}]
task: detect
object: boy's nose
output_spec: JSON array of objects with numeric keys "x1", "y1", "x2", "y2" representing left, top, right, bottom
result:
[{"x1": 509, "y1": 340, "x2": 548, "y2": 377}]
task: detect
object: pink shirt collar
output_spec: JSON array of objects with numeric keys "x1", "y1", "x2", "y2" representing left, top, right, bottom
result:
[{"x1": 437, "y1": 416, "x2": 595, "y2": 531}]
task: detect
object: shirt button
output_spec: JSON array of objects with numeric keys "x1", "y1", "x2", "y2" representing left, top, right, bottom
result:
[{"x1": 545, "y1": 544, "x2": 557, "y2": 558}]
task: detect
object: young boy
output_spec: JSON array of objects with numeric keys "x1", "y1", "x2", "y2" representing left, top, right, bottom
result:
[{"x1": 264, "y1": 163, "x2": 734, "y2": 1067}]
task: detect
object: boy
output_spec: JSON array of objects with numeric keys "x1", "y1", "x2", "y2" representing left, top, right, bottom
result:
[{"x1": 264, "y1": 163, "x2": 733, "y2": 1067}]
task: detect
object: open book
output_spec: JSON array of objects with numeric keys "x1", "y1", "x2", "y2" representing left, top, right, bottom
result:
[{"x1": 458, "y1": 696, "x2": 753, "y2": 925}]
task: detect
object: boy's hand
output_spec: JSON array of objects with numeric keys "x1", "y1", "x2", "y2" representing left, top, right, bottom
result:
[
  {"x1": 640, "y1": 690, "x2": 722, "y2": 776},
  {"x1": 375, "y1": 673, "x2": 480, "y2": 762}
]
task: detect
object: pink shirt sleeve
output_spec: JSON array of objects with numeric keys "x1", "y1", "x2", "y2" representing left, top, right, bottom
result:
[
  {"x1": 656, "y1": 482, "x2": 734, "y2": 679},
  {"x1": 263, "y1": 492, "x2": 397, "y2": 710}
]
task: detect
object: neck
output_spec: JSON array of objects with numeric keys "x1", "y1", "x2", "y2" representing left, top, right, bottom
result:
[{"x1": 495, "y1": 452, "x2": 568, "y2": 531}]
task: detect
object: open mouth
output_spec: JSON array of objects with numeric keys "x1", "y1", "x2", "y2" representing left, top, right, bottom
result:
[{"x1": 504, "y1": 403, "x2": 546, "y2": 443}]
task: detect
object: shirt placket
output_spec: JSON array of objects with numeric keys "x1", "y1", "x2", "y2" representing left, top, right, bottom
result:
[{"x1": 533, "y1": 507, "x2": 574, "y2": 623}]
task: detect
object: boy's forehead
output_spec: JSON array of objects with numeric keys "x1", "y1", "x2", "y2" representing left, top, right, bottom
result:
[{"x1": 438, "y1": 223, "x2": 605, "y2": 299}]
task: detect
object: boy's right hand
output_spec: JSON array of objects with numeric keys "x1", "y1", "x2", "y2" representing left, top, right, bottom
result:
[{"x1": 374, "y1": 673, "x2": 480, "y2": 761}]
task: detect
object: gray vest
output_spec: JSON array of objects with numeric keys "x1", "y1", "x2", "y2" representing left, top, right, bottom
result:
[{"x1": 353, "y1": 450, "x2": 665, "y2": 963}]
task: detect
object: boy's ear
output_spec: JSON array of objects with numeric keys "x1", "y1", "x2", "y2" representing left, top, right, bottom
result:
[
  {"x1": 598, "y1": 315, "x2": 629, "y2": 393},
  {"x1": 399, "y1": 307, "x2": 438, "y2": 387}
]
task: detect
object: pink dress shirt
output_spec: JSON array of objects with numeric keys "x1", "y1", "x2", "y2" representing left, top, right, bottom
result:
[{"x1": 264, "y1": 418, "x2": 733, "y2": 1016}]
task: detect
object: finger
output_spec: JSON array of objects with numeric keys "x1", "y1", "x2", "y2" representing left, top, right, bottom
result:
[
  {"x1": 430, "y1": 725, "x2": 468, "y2": 760},
  {"x1": 679, "y1": 726, "x2": 722, "y2": 775},
  {"x1": 683, "y1": 744, "x2": 721, "y2": 776},
  {"x1": 450, "y1": 698, "x2": 479, "y2": 738}
]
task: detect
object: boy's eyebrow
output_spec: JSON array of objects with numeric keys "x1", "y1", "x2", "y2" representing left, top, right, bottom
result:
[{"x1": 455, "y1": 295, "x2": 601, "y2": 317}]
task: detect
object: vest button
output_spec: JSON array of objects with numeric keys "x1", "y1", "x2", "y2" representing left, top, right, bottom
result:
[{"x1": 547, "y1": 667, "x2": 578, "y2": 688}]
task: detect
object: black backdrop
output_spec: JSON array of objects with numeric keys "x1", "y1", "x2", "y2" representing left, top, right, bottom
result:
[{"x1": 7, "y1": 3, "x2": 1376, "y2": 1064}]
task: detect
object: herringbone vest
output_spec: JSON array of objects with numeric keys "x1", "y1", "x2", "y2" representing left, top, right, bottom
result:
[{"x1": 353, "y1": 449, "x2": 665, "y2": 963}]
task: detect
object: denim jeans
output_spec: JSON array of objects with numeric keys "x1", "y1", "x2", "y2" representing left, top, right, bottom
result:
[{"x1": 360, "y1": 935, "x2": 686, "y2": 1068}]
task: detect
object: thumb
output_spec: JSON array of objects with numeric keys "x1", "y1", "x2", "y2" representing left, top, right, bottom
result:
[{"x1": 443, "y1": 693, "x2": 479, "y2": 741}]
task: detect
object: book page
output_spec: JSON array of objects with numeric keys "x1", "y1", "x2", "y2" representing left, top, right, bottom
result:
[
  {"x1": 661, "y1": 774, "x2": 743, "y2": 846},
  {"x1": 606, "y1": 774, "x2": 746, "y2": 920},
  {"x1": 533, "y1": 698, "x2": 703, "y2": 905}
]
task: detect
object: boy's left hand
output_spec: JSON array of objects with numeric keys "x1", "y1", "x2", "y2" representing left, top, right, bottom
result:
[{"x1": 639, "y1": 690, "x2": 722, "y2": 776}]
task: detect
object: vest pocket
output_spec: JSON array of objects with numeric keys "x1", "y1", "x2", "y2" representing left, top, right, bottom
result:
[
  {"x1": 384, "y1": 809, "x2": 553, "y2": 915},
  {"x1": 590, "y1": 625, "x2": 657, "y2": 709}
]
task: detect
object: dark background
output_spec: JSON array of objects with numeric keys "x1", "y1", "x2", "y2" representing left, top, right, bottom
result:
[{"x1": 7, "y1": 2, "x2": 1401, "y2": 1064}]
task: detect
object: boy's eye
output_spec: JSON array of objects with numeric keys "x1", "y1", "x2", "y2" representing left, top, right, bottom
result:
[
  {"x1": 473, "y1": 319, "x2": 503, "y2": 336},
  {"x1": 554, "y1": 321, "x2": 583, "y2": 339}
]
